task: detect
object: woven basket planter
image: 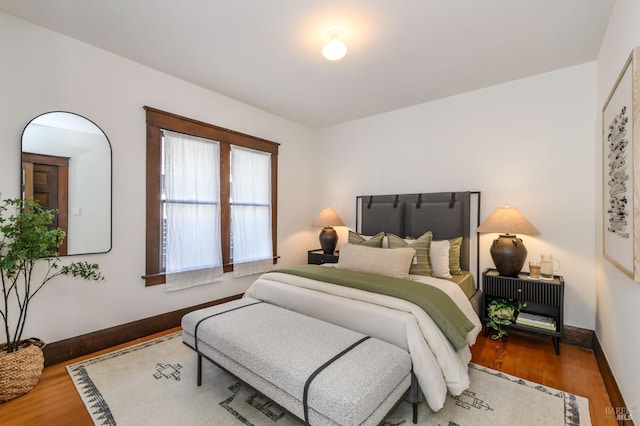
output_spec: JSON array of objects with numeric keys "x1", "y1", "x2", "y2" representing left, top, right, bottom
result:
[{"x1": 0, "y1": 338, "x2": 45, "y2": 403}]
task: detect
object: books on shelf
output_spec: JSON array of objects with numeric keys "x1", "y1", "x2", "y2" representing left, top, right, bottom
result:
[{"x1": 515, "y1": 312, "x2": 556, "y2": 331}]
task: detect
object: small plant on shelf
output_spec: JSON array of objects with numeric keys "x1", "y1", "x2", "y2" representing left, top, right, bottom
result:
[{"x1": 486, "y1": 298, "x2": 527, "y2": 340}]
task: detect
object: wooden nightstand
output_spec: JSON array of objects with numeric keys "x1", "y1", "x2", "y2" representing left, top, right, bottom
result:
[
  {"x1": 307, "y1": 249, "x2": 339, "y2": 265},
  {"x1": 482, "y1": 268, "x2": 564, "y2": 354}
]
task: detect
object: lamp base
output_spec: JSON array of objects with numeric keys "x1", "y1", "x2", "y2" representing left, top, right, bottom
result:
[
  {"x1": 490, "y1": 234, "x2": 527, "y2": 277},
  {"x1": 319, "y1": 227, "x2": 338, "y2": 254}
]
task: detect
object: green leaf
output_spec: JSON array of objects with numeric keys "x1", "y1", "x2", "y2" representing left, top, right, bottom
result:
[{"x1": 1, "y1": 196, "x2": 104, "y2": 353}]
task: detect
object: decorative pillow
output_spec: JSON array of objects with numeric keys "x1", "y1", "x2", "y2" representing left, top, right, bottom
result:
[
  {"x1": 387, "y1": 231, "x2": 433, "y2": 276},
  {"x1": 430, "y1": 239, "x2": 452, "y2": 278},
  {"x1": 348, "y1": 231, "x2": 385, "y2": 248},
  {"x1": 448, "y1": 236, "x2": 463, "y2": 275},
  {"x1": 336, "y1": 243, "x2": 415, "y2": 279}
]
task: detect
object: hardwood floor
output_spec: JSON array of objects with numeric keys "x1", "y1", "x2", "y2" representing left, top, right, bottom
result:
[
  {"x1": 0, "y1": 327, "x2": 181, "y2": 426},
  {"x1": 471, "y1": 329, "x2": 618, "y2": 426},
  {"x1": 0, "y1": 327, "x2": 617, "y2": 426}
]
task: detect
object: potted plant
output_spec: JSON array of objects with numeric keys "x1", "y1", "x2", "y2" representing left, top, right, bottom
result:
[
  {"x1": 0, "y1": 197, "x2": 103, "y2": 402},
  {"x1": 486, "y1": 298, "x2": 527, "y2": 340}
]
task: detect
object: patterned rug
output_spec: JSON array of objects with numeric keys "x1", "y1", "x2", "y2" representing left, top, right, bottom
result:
[{"x1": 67, "y1": 331, "x2": 591, "y2": 425}]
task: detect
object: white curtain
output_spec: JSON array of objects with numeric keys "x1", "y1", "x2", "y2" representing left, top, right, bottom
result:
[
  {"x1": 163, "y1": 130, "x2": 223, "y2": 291},
  {"x1": 231, "y1": 146, "x2": 273, "y2": 277}
]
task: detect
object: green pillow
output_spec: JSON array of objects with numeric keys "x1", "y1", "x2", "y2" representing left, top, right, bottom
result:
[
  {"x1": 348, "y1": 231, "x2": 385, "y2": 247},
  {"x1": 387, "y1": 231, "x2": 433, "y2": 276},
  {"x1": 448, "y1": 236, "x2": 463, "y2": 274}
]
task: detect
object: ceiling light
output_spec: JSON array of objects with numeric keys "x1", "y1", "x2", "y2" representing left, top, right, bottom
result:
[{"x1": 322, "y1": 30, "x2": 347, "y2": 61}]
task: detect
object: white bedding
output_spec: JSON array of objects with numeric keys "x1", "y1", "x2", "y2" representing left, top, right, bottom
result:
[{"x1": 244, "y1": 267, "x2": 482, "y2": 412}]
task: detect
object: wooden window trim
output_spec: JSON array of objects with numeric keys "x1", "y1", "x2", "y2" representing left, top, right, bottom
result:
[{"x1": 143, "y1": 106, "x2": 279, "y2": 286}]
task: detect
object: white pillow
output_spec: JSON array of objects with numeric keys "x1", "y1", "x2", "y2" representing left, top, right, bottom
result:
[
  {"x1": 336, "y1": 243, "x2": 416, "y2": 279},
  {"x1": 430, "y1": 239, "x2": 452, "y2": 278}
]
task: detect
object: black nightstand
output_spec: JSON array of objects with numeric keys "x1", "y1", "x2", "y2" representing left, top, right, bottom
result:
[
  {"x1": 307, "y1": 249, "x2": 339, "y2": 265},
  {"x1": 482, "y1": 268, "x2": 564, "y2": 354}
]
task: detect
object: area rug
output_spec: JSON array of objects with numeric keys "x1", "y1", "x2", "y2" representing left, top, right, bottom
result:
[{"x1": 67, "y1": 331, "x2": 591, "y2": 426}]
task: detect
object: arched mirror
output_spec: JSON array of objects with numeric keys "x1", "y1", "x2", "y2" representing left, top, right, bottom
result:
[{"x1": 21, "y1": 111, "x2": 112, "y2": 255}]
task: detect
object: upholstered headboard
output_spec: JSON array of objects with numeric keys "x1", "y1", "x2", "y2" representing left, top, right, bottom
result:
[{"x1": 355, "y1": 191, "x2": 481, "y2": 281}]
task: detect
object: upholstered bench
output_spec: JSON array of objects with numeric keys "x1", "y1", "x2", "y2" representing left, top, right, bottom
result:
[{"x1": 182, "y1": 297, "x2": 416, "y2": 425}]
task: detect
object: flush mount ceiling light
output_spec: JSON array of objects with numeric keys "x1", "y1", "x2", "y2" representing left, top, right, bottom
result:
[{"x1": 322, "y1": 30, "x2": 347, "y2": 61}]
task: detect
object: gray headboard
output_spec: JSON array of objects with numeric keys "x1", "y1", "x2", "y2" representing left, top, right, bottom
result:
[{"x1": 355, "y1": 191, "x2": 481, "y2": 281}]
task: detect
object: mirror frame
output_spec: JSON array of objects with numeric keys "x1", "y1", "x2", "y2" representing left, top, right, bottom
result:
[{"x1": 21, "y1": 111, "x2": 113, "y2": 256}]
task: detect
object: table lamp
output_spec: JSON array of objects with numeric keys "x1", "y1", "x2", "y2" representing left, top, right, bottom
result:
[
  {"x1": 477, "y1": 205, "x2": 539, "y2": 277},
  {"x1": 313, "y1": 207, "x2": 345, "y2": 254}
]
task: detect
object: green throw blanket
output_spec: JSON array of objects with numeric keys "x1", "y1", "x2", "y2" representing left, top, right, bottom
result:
[{"x1": 271, "y1": 265, "x2": 475, "y2": 351}]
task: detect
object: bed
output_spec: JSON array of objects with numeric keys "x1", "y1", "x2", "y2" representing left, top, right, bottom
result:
[{"x1": 244, "y1": 191, "x2": 483, "y2": 412}]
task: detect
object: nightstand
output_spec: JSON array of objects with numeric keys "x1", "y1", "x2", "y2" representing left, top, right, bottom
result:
[
  {"x1": 307, "y1": 249, "x2": 339, "y2": 265},
  {"x1": 482, "y1": 268, "x2": 564, "y2": 354}
]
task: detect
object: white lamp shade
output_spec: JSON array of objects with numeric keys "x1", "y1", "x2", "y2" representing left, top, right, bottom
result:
[
  {"x1": 477, "y1": 206, "x2": 539, "y2": 235},
  {"x1": 313, "y1": 207, "x2": 345, "y2": 227}
]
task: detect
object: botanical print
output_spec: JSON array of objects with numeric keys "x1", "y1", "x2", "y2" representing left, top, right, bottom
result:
[{"x1": 607, "y1": 105, "x2": 630, "y2": 238}]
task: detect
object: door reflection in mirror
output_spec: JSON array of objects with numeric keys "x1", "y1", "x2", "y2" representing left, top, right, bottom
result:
[{"x1": 21, "y1": 112, "x2": 112, "y2": 255}]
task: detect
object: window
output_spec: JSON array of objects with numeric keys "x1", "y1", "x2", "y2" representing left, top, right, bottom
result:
[
  {"x1": 144, "y1": 107, "x2": 279, "y2": 286},
  {"x1": 230, "y1": 146, "x2": 274, "y2": 274},
  {"x1": 162, "y1": 131, "x2": 223, "y2": 289}
]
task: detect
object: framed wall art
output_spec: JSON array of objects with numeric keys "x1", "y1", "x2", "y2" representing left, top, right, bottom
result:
[{"x1": 603, "y1": 47, "x2": 640, "y2": 282}]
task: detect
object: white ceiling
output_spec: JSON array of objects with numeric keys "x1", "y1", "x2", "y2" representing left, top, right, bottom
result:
[{"x1": 0, "y1": 0, "x2": 615, "y2": 128}]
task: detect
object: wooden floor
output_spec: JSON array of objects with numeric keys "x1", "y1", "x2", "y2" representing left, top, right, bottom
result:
[
  {"x1": 471, "y1": 330, "x2": 617, "y2": 426},
  {"x1": 0, "y1": 327, "x2": 617, "y2": 426}
]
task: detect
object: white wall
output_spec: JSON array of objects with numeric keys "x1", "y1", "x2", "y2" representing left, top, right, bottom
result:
[
  {"x1": 316, "y1": 63, "x2": 598, "y2": 330},
  {"x1": 595, "y1": 0, "x2": 640, "y2": 415},
  {"x1": 0, "y1": 11, "x2": 317, "y2": 343}
]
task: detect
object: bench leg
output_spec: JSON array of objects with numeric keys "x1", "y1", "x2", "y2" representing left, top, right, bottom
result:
[
  {"x1": 197, "y1": 353, "x2": 203, "y2": 386},
  {"x1": 409, "y1": 371, "x2": 419, "y2": 423}
]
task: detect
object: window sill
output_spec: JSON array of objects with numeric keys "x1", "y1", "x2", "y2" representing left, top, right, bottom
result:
[{"x1": 142, "y1": 257, "x2": 280, "y2": 287}]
